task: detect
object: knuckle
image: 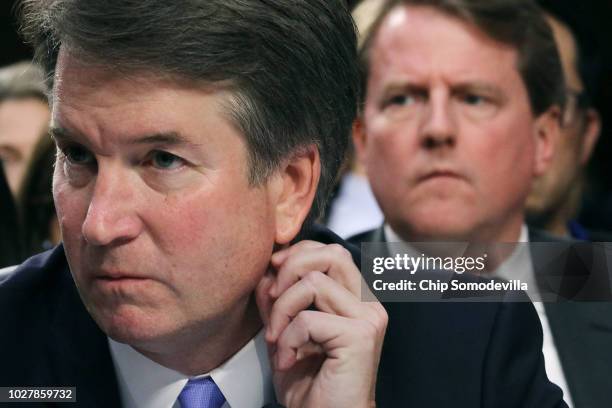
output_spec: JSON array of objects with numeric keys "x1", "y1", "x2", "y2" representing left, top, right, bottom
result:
[
  {"x1": 356, "y1": 319, "x2": 379, "y2": 341},
  {"x1": 303, "y1": 270, "x2": 326, "y2": 287},
  {"x1": 302, "y1": 271, "x2": 327, "y2": 295},
  {"x1": 375, "y1": 305, "x2": 389, "y2": 328},
  {"x1": 328, "y1": 243, "x2": 351, "y2": 259},
  {"x1": 294, "y1": 310, "x2": 314, "y2": 329},
  {"x1": 364, "y1": 304, "x2": 388, "y2": 334}
]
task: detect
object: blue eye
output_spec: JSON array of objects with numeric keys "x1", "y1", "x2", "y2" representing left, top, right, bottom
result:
[
  {"x1": 390, "y1": 95, "x2": 409, "y2": 105},
  {"x1": 150, "y1": 151, "x2": 184, "y2": 170},
  {"x1": 64, "y1": 145, "x2": 95, "y2": 165},
  {"x1": 463, "y1": 94, "x2": 485, "y2": 105},
  {"x1": 388, "y1": 94, "x2": 418, "y2": 106}
]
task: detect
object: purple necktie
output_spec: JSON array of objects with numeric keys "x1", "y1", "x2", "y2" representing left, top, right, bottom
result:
[{"x1": 178, "y1": 377, "x2": 226, "y2": 408}]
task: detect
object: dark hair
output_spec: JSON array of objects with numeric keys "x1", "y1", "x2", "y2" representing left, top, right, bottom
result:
[
  {"x1": 359, "y1": 0, "x2": 565, "y2": 116},
  {"x1": 18, "y1": 0, "x2": 360, "y2": 222}
]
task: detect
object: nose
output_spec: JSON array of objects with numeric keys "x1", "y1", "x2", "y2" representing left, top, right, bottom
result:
[
  {"x1": 420, "y1": 91, "x2": 457, "y2": 150},
  {"x1": 82, "y1": 167, "x2": 143, "y2": 246}
]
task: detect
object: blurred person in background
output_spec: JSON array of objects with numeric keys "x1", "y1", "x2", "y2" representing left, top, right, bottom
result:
[
  {"x1": 17, "y1": 134, "x2": 59, "y2": 255},
  {"x1": 0, "y1": 60, "x2": 57, "y2": 259},
  {"x1": 324, "y1": 0, "x2": 385, "y2": 238},
  {"x1": 0, "y1": 61, "x2": 49, "y2": 197},
  {"x1": 0, "y1": 164, "x2": 22, "y2": 268},
  {"x1": 526, "y1": 13, "x2": 604, "y2": 241}
]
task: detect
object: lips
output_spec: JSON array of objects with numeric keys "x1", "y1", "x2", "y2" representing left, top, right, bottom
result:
[
  {"x1": 93, "y1": 272, "x2": 154, "y2": 291},
  {"x1": 94, "y1": 270, "x2": 151, "y2": 281},
  {"x1": 417, "y1": 168, "x2": 465, "y2": 182}
]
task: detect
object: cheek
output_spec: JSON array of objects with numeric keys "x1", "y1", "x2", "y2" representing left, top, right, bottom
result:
[
  {"x1": 472, "y1": 119, "x2": 534, "y2": 169},
  {"x1": 153, "y1": 189, "x2": 274, "y2": 298},
  {"x1": 148, "y1": 184, "x2": 274, "y2": 261},
  {"x1": 366, "y1": 121, "x2": 416, "y2": 177},
  {"x1": 52, "y1": 170, "x2": 88, "y2": 239},
  {"x1": 470, "y1": 125, "x2": 535, "y2": 200}
]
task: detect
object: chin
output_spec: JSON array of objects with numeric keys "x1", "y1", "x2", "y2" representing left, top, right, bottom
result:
[
  {"x1": 415, "y1": 225, "x2": 475, "y2": 241},
  {"x1": 525, "y1": 194, "x2": 549, "y2": 213},
  {"x1": 398, "y1": 214, "x2": 477, "y2": 242},
  {"x1": 92, "y1": 303, "x2": 174, "y2": 345},
  {"x1": 397, "y1": 204, "x2": 473, "y2": 238}
]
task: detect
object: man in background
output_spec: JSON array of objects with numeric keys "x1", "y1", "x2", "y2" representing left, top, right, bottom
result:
[
  {"x1": 526, "y1": 13, "x2": 603, "y2": 240},
  {"x1": 352, "y1": 1, "x2": 612, "y2": 406}
]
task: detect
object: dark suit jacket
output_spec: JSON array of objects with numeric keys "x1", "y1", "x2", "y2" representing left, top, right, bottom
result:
[
  {"x1": 0, "y1": 226, "x2": 566, "y2": 407},
  {"x1": 529, "y1": 228, "x2": 612, "y2": 408},
  {"x1": 351, "y1": 225, "x2": 610, "y2": 408}
]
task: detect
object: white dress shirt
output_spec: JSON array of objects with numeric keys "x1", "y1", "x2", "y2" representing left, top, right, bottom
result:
[
  {"x1": 326, "y1": 173, "x2": 383, "y2": 239},
  {"x1": 109, "y1": 330, "x2": 274, "y2": 408},
  {"x1": 384, "y1": 224, "x2": 574, "y2": 407}
]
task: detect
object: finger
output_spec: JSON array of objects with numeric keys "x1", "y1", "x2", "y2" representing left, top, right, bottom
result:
[
  {"x1": 270, "y1": 240, "x2": 325, "y2": 269},
  {"x1": 266, "y1": 270, "x2": 367, "y2": 342},
  {"x1": 274, "y1": 310, "x2": 375, "y2": 371},
  {"x1": 255, "y1": 269, "x2": 276, "y2": 326},
  {"x1": 270, "y1": 243, "x2": 360, "y2": 298}
]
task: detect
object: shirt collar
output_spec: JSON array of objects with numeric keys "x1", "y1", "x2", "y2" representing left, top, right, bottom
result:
[
  {"x1": 492, "y1": 224, "x2": 534, "y2": 281},
  {"x1": 384, "y1": 223, "x2": 536, "y2": 296},
  {"x1": 109, "y1": 330, "x2": 274, "y2": 408},
  {"x1": 383, "y1": 223, "x2": 529, "y2": 245}
]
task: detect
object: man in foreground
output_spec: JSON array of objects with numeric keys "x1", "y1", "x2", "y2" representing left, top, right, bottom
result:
[
  {"x1": 1, "y1": 1, "x2": 386, "y2": 407},
  {"x1": 352, "y1": 0, "x2": 611, "y2": 406},
  {"x1": 0, "y1": 0, "x2": 566, "y2": 407}
]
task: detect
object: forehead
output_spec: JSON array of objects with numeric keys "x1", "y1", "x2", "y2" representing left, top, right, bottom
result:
[
  {"x1": 369, "y1": 5, "x2": 521, "y2": 86},
  {"x1": 51, "y1": 48, "x2": 236, "y2": 148},
  {"x1": 53, "y1": 48, "x2": 206, "y2": 108}
]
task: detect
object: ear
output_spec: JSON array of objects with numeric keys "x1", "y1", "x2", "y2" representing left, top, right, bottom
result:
[
  {"x1": 352, "y1": 117, "x2": 369, "y2": 166},
  {"x1": 270, "y1": 145, "x2": 320, "y2": 244},
  {"x1": 532, "y1": 105, "x2": 561, "y2": 176},
  {"x1": 579, "y1": 108, "x2": 601, "y2": 165}
]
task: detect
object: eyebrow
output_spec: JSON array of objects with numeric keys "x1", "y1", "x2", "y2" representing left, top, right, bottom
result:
[
  {"x1": 380, "y1": 81, "x2": 427, "y2": 96},
  {"x1": 381, "y1": 81, "x2": 503, "y2": 95},
  {"x1": 451, "y1": 82, "x2": 504, "y2": 96},
  {"x1": 49, "y1": 126, "x2": 201, "y2": 148}
]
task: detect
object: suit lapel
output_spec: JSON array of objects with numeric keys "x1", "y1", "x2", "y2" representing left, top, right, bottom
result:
[
  {"x1": 544, "y1": 302, "x2": 612, "y2": 408},
  {"x1": 530, "y1": 229, "x2": 612, "y2": 406}
]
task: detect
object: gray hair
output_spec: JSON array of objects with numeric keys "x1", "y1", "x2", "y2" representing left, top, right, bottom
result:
[{"x1": 19, "y1": 0, "x2": 360, "y2": 223}]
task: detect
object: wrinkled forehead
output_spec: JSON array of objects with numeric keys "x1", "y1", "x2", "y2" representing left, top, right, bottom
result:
[
  {"x1": 369, "y1": 5, "x2": 520, "y2": 86},
  {"x1": 52, "y1": 46, "x2": 235, "y2": 108}
]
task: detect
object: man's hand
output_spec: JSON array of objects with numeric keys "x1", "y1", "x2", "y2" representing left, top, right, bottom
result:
[{"x1": 255, "y1": 241, "x2": 388, "y2": 408}]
